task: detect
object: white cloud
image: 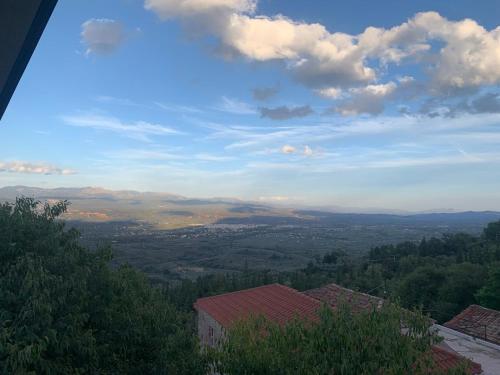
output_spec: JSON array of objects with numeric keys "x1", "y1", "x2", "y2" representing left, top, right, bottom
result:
[
  {"x1": 398, "y1": 76, "x2": 415, "y2": 84},
  {"x1": 334, "y1": 82, "x2": 397, "y2": 115},
  {"x1": 204, "y1": 111, "x2": 500, "y2": 156},
  {"x1": 214, "y1": 96, "x2": 256, "y2": 114},
  {"x1": 104, "y1": 148, "x2": 235, "y2": 163},
  {"x1": 144, "y1": 0, "x2": 256, "y2": 19},
  {"x1": 281, "y1": 145, "x2": 296, "y2": 154},
  {"x1": 146, "y1": 3, "x2": 500, "y2": 113},
  {"x1": 355, "y1": 83, "x2": 397, "y2": 97},
  {"x1": 61, "y1": 114, "x2": 181, "y2": 142},
  {"x1": 81, "y1": 19, "x2": 125, "y2": 55},
  {"x1": 303, "y1": 145, "x2": 313, "y2": 156},
  {"x1": 0, "y1": 161, "x2": 76, "y2": 175},
  {"x1": 156, "y1": 102, "x2": 203, "y2": 114},
  {"x1": 419, "y1": 14, "x2": 500, "y2": 90},
  {"x1": 316, "y1": 87, "x2": 342, "y2": 99}
]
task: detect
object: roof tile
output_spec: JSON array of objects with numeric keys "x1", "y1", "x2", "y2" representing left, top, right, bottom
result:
[
  {"x1": 194, "y1": 283, "x2": 321, "y2": 328},
  {"x1": 304, "y1": 283, "x2": 384, "y2": 312},
  {"x1": 430, "y1": 346, "x2": 482, "y2": 374},
  {"x1": 444, "y1": 304, "x2": 500, "y2": 345}
]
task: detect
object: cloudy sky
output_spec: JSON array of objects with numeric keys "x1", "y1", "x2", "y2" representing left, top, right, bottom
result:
[{"x1": 1, "y1": 0, "x2": 500, "y2": 211}]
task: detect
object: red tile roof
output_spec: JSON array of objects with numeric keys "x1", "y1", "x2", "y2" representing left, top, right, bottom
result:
[
  {"x1": 444, "y1": 304, "x2": 500, "y2": 345},
  {"x1": 194, "y1": 283, "x2": 321, "y2": 328},
  {"x1": 196, "y1": 284, "x2": 483, "y2": 373},
  {"x1": 304, "y1": 283, "x2": 384, "y2": 312},
  {"x1": 430, "y1": 346, "x2": 482, "y2": 374}
]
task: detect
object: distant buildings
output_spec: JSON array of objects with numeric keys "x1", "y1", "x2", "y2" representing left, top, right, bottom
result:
[{"x1": 194, "y1": 283, "x2": 500, "y2": 374}]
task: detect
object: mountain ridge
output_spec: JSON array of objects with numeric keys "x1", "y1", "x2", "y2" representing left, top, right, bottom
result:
[{"x1": 1, "y1": 186, "x2": 499, "y2": 229}]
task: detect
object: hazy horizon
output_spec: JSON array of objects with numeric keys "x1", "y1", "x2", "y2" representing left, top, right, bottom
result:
[
  {"x1": 1, "y1": 184, "x2": 499, "y2": 214},
  {"x1": 2, "y1": 1, "x2": 500, "y2": 211}
]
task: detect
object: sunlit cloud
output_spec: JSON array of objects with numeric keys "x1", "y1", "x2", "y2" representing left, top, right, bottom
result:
[
  {"x1": 146, "y1": 1, "x2": 500, "y2": 116},
  {"x1": 0, "y1": 161, "x2": 76, "y2": 175},
  {"x1": 281, "y1": 145, "x2": 296, "y2": 154}
]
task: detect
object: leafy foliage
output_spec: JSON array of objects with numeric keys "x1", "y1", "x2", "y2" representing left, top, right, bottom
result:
[
  {"x1": 0, "y1": 198, "x2": 204, "y2": 374},
  {"x1": 342, "y1": 225, "x2": 500, "y2": 322},
  {"x1": 476, "y1": 264, "x2": 500, "y2": 310},
  {"x1": 208, "y1": 303, "x2": 468, "y2": 375}
]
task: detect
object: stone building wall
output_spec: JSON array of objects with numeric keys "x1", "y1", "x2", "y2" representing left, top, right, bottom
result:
[{"x1": 197, "y1": 309, "x2": 225, "y2": 348}]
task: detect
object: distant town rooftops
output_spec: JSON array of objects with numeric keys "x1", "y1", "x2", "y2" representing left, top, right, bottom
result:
[
  {"x1": 304, "y1": 282, "x2": 384, "y2": 312},
  {"x1": 444, "y1": 305, "x2": 500, "y2": 346},
  {"x1": 194, "y1": 283, "x2": 321, "y2": 328}
]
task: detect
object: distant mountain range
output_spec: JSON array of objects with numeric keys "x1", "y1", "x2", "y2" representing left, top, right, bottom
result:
[
  {"x1": 1, "y1": 186, "x2": 499, "y2": 230},
  {"x1": 0, "y1": 186, "x2": 290, "y2": 229}
]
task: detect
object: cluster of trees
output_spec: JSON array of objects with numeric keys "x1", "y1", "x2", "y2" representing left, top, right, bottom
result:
[
  {"x1": 349, "y1": 226, "x2": 500, "y2": 322},
  {"x1": 0, "y1": 198, "x2": 204, "y2": 374},
  {"x1": 1, "y1": 198, "x2": 498, "y2": 373}
]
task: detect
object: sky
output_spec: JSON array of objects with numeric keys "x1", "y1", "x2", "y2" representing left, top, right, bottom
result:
[{"x1": 1, "y1": 0, "x2": 500, "y2": 211}]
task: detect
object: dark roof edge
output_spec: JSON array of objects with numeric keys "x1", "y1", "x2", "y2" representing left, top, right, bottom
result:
[{"x1": 0, "y1": 0, "x2": 58, "y2": 120}]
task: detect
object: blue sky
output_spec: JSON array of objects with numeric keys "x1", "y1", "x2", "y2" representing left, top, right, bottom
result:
[{"x1": 1, "y1": 0, "x2": 500, "y2": 211}]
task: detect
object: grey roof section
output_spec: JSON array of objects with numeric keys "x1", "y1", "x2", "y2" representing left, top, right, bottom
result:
[{"x1": 433, "y1": 324, "x2": 500, "y2": 375}]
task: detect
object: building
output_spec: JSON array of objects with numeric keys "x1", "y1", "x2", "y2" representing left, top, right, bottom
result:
[
  {"x1": 428, "y1": 346, "x2": 482, "y2": 375},
  {"x1": 194, "y1": 283, "x2": 321, "y2": 347},
  {"x1": 194, "y1": 282, "x2": 489, "y2": 373},
  {"x1": 426, "y1": 304, "x2": 500, "y2": 375},
  {"x1": 444, "y1": 305, "x2": 500, "y2": 346}
]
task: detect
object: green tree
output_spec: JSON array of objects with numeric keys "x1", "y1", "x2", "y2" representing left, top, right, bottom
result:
[
  {"x1": 397, "y1": 265, "x2": 446, "y2": 312},
  {"x1": 434, "y1": 263, "x2": 486, "y2": 322},
  {"x1": 0, "y1": 198, "x2": 204, "y2": 374},
  {"x1": 476, "y1": 264, "x2": 500, "y2": 310},
  {"x1": 209, "y1": 303, "x2": 470, "y2": 375},
  {"x1": 483, "y1": 220, "x2": 500, "y2": 242}
]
